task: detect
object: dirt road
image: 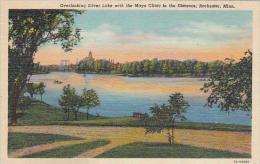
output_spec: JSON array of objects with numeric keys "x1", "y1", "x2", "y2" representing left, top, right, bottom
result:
[{"x1": 9, "y1": 126, "x2": 251, "y2": 158}]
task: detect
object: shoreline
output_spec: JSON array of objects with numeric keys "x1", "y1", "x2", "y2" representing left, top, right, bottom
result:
[{"x1": 12, "y1": 101, "x2": 251, "y2": 132}]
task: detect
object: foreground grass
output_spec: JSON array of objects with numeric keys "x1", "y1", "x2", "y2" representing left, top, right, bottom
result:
[
  {"x1": 24, "y1": 140, "x2": 110, "y2": 158},
  {"x1": 16, "y1": 101, "x2": 251, "y2": 132},
  {"x1": 8, "y1": 132, "x2": 82, "y2": 153},
  {"x1": 16, "y1": 100, "x2": 101, "y2": 125},
  {"x1": 98, "y1": 142, "x2": 251, "y2": 158}
]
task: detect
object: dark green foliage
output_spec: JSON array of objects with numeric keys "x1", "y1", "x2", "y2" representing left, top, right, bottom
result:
[
  {"x1": 71, "y1": 94, "x2": 84, "y2": 120},
  {"x1": 58, "y1": 84, "x2": 78, "y2": 120},
  {"x1": 202, "y1": 50, "x2": 252, "y2": 112},
  {"x1": 81, "y1": 88, "x2": 100, "y2": 120},
  {"x1": 144, "y1": 93, "x2": 189, "y2": 144},
  {"x1": 97, "y1": 142, "x2": 250, "y2": 158},
  {"x1": 17, "y1": 96, "x2": 31, "y2": 113},
  {"x1": 8, "y1": 10, "x2": 82, "y2": 124},
  {"x1": 25, "y1": 83, "x2": 38, "y2": 99},
  {"x1": 59, "y1": 84, "x2": 100, "y2": 120},
  {"x1": 37, "y1": 82, "x2": 46, "y2": 101},
  {"x1": 25, "y1": 82, "x2": 46, "y2": 100},
  {"x1": 32, "y1": 62, "x2": 50, "y2": 74},
  {"x1": 8, "y1": 132, "x2": 82, "y2": 153},
  {"x1": 24, "y1": 140, "x2": 110, "y2": 158},
  {"x1": 76, "y1": 56, "x2": 222, "y2": 77}
]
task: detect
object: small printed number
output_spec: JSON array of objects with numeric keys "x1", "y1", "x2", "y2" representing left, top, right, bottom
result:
[{"x1": 234, "y1": 160, "x2": 250, "y2": 164}]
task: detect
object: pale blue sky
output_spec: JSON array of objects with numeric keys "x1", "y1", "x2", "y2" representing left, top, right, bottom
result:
[
  {"x1": 75, "y1": 10, "x2": 252, "y2": 40},
  {"x1": 75, "y1": 11, "x2": 251, "y2": 32}
]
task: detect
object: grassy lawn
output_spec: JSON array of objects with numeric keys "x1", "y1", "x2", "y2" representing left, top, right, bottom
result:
[
  {"x1": 59, "y1": 117, "x2": 143, "y2": 126},
  {"x1": 8, "y1": 132, "x2": 82, "y2": 153},
  {"x1": 24, "y1": 140, "x2": 110, "y2": 158},
  {"x1": 15, "y1": 101, "x2": 251, "y2": 132},
  {"x1": 97, "y1": 142, "x2": 251, "y2": 158},
  {"x1": 60, "y1": 117, "x2": 251, "y2": 132},
  {"x1": 16, "y1": 100, "x2": 101, "y2": 125}
]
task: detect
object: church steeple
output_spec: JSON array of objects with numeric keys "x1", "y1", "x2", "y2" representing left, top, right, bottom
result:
[
  {"x1": 83, "y1": 51, "x2": 94, "y2": 61},
  {"x1": 88, "y1": 51, "x2": 93, "y2": 60}
]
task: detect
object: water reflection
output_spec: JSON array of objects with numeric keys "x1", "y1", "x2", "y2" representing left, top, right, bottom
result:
[{"x1": 30, "y1": 72, "x2": 251, "y2": 125}]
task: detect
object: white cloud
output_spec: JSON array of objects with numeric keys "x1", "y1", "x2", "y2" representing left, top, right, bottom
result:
[
  {"x1": 171, "y1": 21, "x2": 251, "y2": 38},
  {"x1": 79, "y1": 22, "x2": 251, "y2": 53}
]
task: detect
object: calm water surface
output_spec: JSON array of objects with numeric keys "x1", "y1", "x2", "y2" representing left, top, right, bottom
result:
[{"x1": 30, "y1": 72, "x2": 251, "y2": 125}]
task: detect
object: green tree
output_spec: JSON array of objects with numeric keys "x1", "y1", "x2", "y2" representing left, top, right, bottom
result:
[
  {"x1": 122, "y1": 63, "x2": 129, "y2": 74},
  {"x1": 162, "y1": 63, "x2": 169, "y2": 74},
  {"x1": 9, "y1": 10, "x2": 82, "y2": 124},
  {"x1": 202, "y1": 63, "x2": 209, "y2": 76},
  {"x1": 26, "y1": 83, "x2": 38, "y2": 99},
  {"x1": 82, "y1": 89, "x2": 100, "y2": 120},
  {"x1": 194, "y1": 62, "x2": 204, "y2": 76},
  {"x1": 202, "y1": 50, "x2": 252, "y2": 112},
  {"x1": 143, "y1": 60, "x2": 150, "y2": 74},
  {"x1": 58, "y1": 84, "x2": 77, "y2": 120},
  {"x1": 37, "y1": 82, "x2": 46, "y2": 101},
  {"x1": 32, "y1": 62, "x2": 40, "y2": 74},
  {"x1": 190, "y1": 60, "x2": 197, "y2": 76},
  {"x1": 136, "y1": 62, "x2": 142, "y2": 74},
  {"x1": 208, "y1": 60, "x2": 224, "y2": 74},
  {"x1": 131, "y1": 62, "x2": 138, "y2": 75},
  {"x1": 17, "y1": 95, "x2": 31, "y2": 114},
  {"x1": 150, "y1": 58, "x2": 158, "y2": 74},
  {"x1": 144, "y1": 93, "x2": 189, "y2": 144},
  {"x1": 71, "y1": 94, "x2": 84, "y2": 120}
]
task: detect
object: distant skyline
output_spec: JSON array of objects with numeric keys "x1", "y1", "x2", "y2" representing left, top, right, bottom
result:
[{"x1": 35, "y1": 10, "x2": 252, "y2": 65}]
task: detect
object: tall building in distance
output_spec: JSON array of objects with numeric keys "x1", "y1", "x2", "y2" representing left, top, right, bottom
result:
[
  {"x1": 59, "y1": 59, "x2": 70, "y2": 71},
  {"x1": 88, "y1": 51, "x2": 93, "y2": 59},
  {"x1": 60, "y1": 60, "x2": 70, "y2": 66},
  {"x1": 83, "y1": 51, "x2": 94, "y2": 61}
]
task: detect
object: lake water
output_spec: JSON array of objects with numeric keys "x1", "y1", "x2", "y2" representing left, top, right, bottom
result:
[{"x1": 30, "y1": 72, "x2": 251, "y2": 125}]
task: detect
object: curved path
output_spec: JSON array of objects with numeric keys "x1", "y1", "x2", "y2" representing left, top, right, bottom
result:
[
  {"x1": 9, "y1": 140, "x2": 87, "y2": 158},
  {"x1": 9, "y1": 126, "x2": 251, "y2": 158}
]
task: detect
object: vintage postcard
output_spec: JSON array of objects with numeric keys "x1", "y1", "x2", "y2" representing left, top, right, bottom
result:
[{"x1": 0, "y1": 0, "x2": 260, "y2": 164}]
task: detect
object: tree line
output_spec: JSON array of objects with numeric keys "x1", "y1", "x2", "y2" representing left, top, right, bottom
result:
[
  {"x1": 32, "y1": 63, "x2": 51, "y2": 74},
  {"x1": 76, "y1": 57, "x2": 224, "y2": 77}
]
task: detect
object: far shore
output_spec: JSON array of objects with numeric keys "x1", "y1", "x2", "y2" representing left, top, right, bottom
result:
[{"x1": 32, "y1": 70, "x2": 210, "y2": 79}]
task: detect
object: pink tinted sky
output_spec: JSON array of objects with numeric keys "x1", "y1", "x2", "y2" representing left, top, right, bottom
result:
[{"x1": 34, "y1": 11, "x2": 252, "y2": 65}]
